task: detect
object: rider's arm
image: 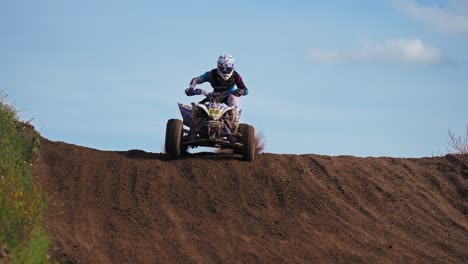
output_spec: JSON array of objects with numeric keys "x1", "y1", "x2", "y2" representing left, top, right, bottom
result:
[
  {"x1": 234, "y1": 72, "x2": 249, "y2": 95},
  {"x1": 189, "y1": 71, "x2": 211, "y2": 89}
]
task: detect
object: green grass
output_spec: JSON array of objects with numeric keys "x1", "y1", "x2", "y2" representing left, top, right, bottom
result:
[{"x1": 0, "y1": 94, "x2": 50, "y2": 263}]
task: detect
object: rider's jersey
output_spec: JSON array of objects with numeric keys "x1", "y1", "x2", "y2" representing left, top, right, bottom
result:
[{"x1": 190, "y1": 69, "x2": 249, "y2": 95}]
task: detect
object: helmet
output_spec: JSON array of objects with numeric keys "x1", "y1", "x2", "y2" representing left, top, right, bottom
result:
[{"x1": 217, "y1": 54, "x2": 235, "y2": 81}]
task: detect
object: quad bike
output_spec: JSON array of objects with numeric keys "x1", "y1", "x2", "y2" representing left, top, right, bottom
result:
[{"x1": 165, "y1": 89, "x2": 256, "y2": 161}]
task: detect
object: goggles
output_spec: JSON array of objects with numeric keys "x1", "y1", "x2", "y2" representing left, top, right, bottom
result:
[{"x1": 218, "y1": 66, "x2": 234, "y2": 74}]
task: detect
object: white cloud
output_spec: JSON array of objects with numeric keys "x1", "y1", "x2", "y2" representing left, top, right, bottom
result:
[
  {"x1": 307, "y1": 38, "x2": 445, "y2": 64},
  {"x1": 396, "y1": 0, "x2": 468, "y2": 33}
]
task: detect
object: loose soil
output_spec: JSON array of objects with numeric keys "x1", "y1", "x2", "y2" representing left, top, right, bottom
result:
[{"x1": 33, "y1": 139, "x2": 468, "y2": 263}]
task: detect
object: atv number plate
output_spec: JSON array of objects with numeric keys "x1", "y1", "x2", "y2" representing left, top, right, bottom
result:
[{"x1": 209, "y1": 108, "x2": 221, "y2": 117}]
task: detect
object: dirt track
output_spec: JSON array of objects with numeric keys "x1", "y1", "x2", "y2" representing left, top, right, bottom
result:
[{"x1": 33, "y1": 139, "x2": 467, "y2": 263}]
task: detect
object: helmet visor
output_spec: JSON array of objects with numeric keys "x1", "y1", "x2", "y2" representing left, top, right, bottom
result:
[{"x1": 218, "y1": 66, "x2": 234, "y2": 75}]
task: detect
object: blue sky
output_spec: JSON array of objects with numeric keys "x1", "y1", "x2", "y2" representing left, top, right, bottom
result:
[{"x1": 1, "y1": 0, "x2": 467, "y2": 157}]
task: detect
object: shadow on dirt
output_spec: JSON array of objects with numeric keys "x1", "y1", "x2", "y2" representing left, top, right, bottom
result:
[
  {"x1": 184, "y1": 151, "x2": 244, "y2": 161},
  {"x1": 117, "y1": 149, "x2": 244, "y2": 161},
  {"x1": 116, "y1": 150, "x2": 168, "y2": 160}
]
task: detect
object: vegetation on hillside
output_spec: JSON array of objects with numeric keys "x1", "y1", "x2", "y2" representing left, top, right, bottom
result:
[
  {"x1": 0, "y1": 94, "x2": 50, "y2": 263},
  {"x1": 448, "y1": 125, "x2": 468, "y2": 154}
]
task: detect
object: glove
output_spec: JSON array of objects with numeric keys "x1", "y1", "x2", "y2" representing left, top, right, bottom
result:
[
  {"x1": 232, "y1": 89, "x2": 245, "y2": 96},
  {"x1": 185, "y1": 88, "x2": 201, "y2": 96},
  {"x1": 185, "y1": 88, "x2": 194, "y2": 96}
]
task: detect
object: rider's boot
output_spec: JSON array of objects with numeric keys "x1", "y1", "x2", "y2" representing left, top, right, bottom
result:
[
  {"x1": 231, "y1": 106, "x2": 241, "y2": 134},
  {"x1": 227, "y1": 95, "x2": 241, "y2": 135},
  {"x1": 189, "y1": 105, "x2": 199, "y2": 140},
  {"x1": 232, "y1": 121, "x2": 239, "y2": 135}
]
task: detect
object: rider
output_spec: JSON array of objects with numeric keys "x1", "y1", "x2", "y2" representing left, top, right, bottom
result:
[{"x1": 185, "y1": 54, "x2": 249, "y2": 133}]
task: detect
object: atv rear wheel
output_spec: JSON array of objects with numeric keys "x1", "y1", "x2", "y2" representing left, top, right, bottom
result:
[
  {"x1": 242, "y1": 125, "x2": 255, "y2": 161},
  {"x1": 165, "y1": 119, "x2": 183, "y2": 159}
]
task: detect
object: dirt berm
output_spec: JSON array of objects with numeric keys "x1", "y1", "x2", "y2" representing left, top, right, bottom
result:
[{"x1": 33, "y1": 139, "x2": 467, "y2": 263}]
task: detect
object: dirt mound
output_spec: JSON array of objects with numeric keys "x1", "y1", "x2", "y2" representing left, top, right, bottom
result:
[{"x1": 33, "y1": 139, "x2": 468, "y2": 263}]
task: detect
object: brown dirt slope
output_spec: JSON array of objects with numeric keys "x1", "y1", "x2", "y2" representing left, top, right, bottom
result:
[{"x1": 33, "y1": 139, "x2": 468, "y2": 263}]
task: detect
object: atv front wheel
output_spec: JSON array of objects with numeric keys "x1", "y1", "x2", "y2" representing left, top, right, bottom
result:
[
  {"x1": 165, "y1": 119, "x2": 183, "y2": 159},
  {"x1": 242, "y1": 125, "x2": 256, "y2": 161}
]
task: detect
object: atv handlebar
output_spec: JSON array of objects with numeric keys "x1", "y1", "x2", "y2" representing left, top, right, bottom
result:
[
  {"x1": 194, "y1": 89, "x2": 230, "y2": 103},
  {"x1": 196, "y1": 89, "x2": 209, "y2": 96},
  {"x1": 196, "y1": 89, "x2": 222, "y2": 97}
]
